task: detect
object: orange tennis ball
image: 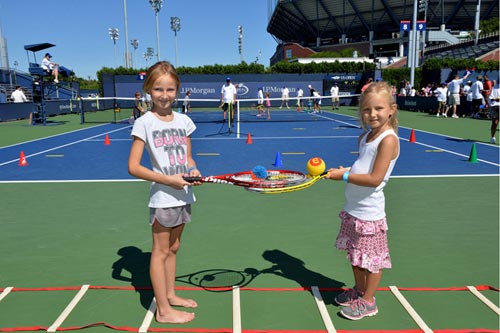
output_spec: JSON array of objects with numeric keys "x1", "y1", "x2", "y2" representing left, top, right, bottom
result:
[{"x1": 306, "y1": 157, "x2": 326, "y2": 176}]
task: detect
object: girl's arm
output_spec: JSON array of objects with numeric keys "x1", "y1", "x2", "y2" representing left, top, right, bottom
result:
[
  {"x1": 128, "y1": 137, "x2": 192, "y2": 189},
  {"x1": 326, "y1": 135, "x2": 398, "y2": 187},
  {"x1": 185, "y1": 137, "x2": 201, "y2": 178}
]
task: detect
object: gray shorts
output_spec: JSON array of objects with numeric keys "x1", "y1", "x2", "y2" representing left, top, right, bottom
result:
[
  {"x1": 449, "y1": 94, "x2": 460, "y2": 105},
  {"x1": 150, "y1": 205, "x2": 192, "y2": 228}
]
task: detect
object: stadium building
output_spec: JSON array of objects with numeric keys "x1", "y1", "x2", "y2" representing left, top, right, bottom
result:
[{"x1": 266, "y1": 0, "x2": 499, "y2": 66}]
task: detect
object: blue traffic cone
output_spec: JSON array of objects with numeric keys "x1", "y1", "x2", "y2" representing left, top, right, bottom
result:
[{"x1": 273, "y1": 152, "x2": 283, "y2": 167}]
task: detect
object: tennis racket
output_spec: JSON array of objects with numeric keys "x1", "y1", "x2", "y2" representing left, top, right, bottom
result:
[
  {"x1": 246, "y1": 172, "x2": 328, "y2": 194},
  {"x1": 183, "y1": 169, "x2": 308, "y2": 188}
]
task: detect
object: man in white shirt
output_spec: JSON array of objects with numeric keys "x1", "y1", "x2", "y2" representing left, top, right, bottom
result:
[
  {"x1": 330, "y1": 82, "x2": 339, "y2": 110},
  {"x1": 11, "y1": 86, "x2": 28, "y2": 103},
  {"x1": 41, "y1": 53, "x2": 60, "y2": 83},
  {"x1": 220, "y1": 77, "x2": 237, "y2": 121},
  {"x1": 296, "y1": 87, "x2": 304, "y2": 111},
  {"x1": 280, "y1": 86, "x2": 290, "y2": 109},
  {"x1": 470, "y1": 76, "x2": 484, "y2": 118},
  {"x1": 447, "y1": 71, "x2": 471, "y2": 118}
]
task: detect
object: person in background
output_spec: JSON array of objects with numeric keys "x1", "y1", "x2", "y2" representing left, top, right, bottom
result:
[
  {"x1": 11, "y1": 85, "x2": 28, "y2": 103},
  {"x1": 296, "y1": 87, "x2": 304, "y2": 112},
  {"x1": 482, "y1": 75, "x2": 492, "y2": 108},
  {"x1": 280, "y1": 86, "x2": 290, "y2": 109},
  {"x1": 447, "y1": 71, "x2": 471, "y2": 118},
  {"x1": 41, "y1": 53, "x2": 60, "y2": 83},
  {"x1": 256, "y1": 87, "x2": 264, "y2": 116},
  {"x1": 434, "y1": 82, "x2": 448, "y2": 117},
  {"x1": 330, "y1": 82, "x2": 340, "y2": 110},
  {"x1": 463, "y1": 80, "x2": 473, "y2": 117},
  {"x1": 220, "y1": 77, "x2": 237, "y2": 122},
  {"x1": 133, "y1": 91, "x2": 147, "y2": 120},
  {"x1": 471, "y1": 76, "x2": 484, "y2": 118},
  {"x1": 182, "y1": 91, "x2": 191, "y2": 114},
  {"x1": 265, "y1": 92, "x2": 271, "y2": 120},
  {"x1": 488, "y1": 79, "x2": 499, "y2": 144}
]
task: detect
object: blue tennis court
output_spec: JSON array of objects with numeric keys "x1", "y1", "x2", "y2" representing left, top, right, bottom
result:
[{"x1": 1, "y1": 110, "x2": 498, "y2": 181}]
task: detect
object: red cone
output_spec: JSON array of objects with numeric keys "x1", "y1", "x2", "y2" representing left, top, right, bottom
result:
[
  {"x1": 18, "y1": 151, "x2": 28, "y2": 166},
  {"x1": 409, "y1": 129, "x2": 416, "y2": 143}
]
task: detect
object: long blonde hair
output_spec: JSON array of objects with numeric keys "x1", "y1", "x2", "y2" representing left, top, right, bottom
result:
[{"x1": 358, "y1": 81, "x2": 399, "y2": 132}]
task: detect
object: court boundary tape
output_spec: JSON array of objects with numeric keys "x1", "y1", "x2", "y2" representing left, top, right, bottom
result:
[
  {"x1": 311, "y1": 286, "x2": 336, "y2": 333},
  {"x1": 0, "y1": 285, "x2": 497, "y2": 333}
]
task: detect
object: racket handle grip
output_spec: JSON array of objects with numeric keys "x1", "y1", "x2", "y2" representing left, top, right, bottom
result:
[{"x1": 183, "y1": 176, "x2": 202, "y2": 183}]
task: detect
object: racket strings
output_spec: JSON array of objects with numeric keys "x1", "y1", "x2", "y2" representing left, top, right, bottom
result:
[{"x1": 246, "y1": 174, "x2": 326, "y2": 194}]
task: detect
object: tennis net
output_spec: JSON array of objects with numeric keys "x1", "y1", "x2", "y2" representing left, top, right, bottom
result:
[{"x1": 79, "y1": 94, "x2": 360, "y2": 133}]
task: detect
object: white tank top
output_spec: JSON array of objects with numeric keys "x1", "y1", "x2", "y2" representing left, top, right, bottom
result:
[{"x1": 344, "y1": 129, "x2": 399, "y2": 220}]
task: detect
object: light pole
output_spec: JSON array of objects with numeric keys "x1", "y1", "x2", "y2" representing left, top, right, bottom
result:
[
  {"x1": 238, "y1": 25, "x2": 243, "y2": 62},
  {"x1": 254, "y1": 50, "x2": 262, "y2": 64},
  {"x1": 149, "y1": 0, "x2": 163, "y2": 61},
  {"x1": 131, "y1": 39, "x2": 139, "y2": 68},
  {"x1": 170, "y1": 16, "x2": 181, "y2": 67},
  {"x1": 108, "y1": 27, "x2": 120, "y2": 67},
  {"x1": 123, "y1": 0, "x2": 131, "y2": 68}
]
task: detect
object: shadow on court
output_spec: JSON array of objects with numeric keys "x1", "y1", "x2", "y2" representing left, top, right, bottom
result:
[
  {"x1": 111, "y1": 246, "x2": 153, "y2": 310},
  {"x1": 261, "y1": 249, "x2": 345, "y2": 305}
]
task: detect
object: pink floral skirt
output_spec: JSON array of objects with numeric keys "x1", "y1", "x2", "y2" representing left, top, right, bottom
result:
[{"x1": 335, "y1": 211, "x2": 392, "y2": 273}]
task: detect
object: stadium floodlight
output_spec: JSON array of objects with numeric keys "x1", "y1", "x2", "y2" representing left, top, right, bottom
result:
[
  {"x1": 131, "y1": 39, "x2": 139, "y2": 68},
  {"x1": 418, "y1": 0, "x2": 428, "y2": 13},
  {"x1": 108, "y1": 28, "x2": 120, "y2": 67},
  {"x1": 149, "y1": 0, "x2": 163, "y2": 61},
  {"x1": 238, "y1": 25, "x2": 243, "y2": 62},
  {"x1": 144, "y1": 47, "x2": 155, "y2": 66},
  {"x1": 170, "y1": 16, "x2": 181, "y2": 67},
  {"x1": 254, "y1": 50, "x2": 262, "y2": 64}
]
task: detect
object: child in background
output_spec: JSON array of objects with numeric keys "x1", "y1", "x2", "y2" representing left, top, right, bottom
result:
[
  {"x1": 182, "y1": 91, "x2": 191, "y2": 114},
  {"x1": 265, "y1": 92, "x2": 271, "y2": 119},
  {"x1": 128, "y1": 61, "x2": 202, "y2": 324},
  {"x1": 326, "y1": 81, "x2": 399, "y2": 320},
  {"x1": 133, "y1": 91, "x2": 146, "y2": 120}
]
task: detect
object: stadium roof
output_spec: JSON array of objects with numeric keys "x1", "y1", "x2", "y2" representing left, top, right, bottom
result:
[{"x1": 267, "y1": 0, "x2": 499, "y2": 46}]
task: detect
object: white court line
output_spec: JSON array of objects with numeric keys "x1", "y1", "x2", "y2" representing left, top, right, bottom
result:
[
  {"x1": 47, "y1": 284, "x2": 90, "y2": 332},
  {"x1": 138, "y1": 297, "x2": 156, "y2": 333},
  {"x1": 467, "y1": 286, "x2": 500, "y2": 315},
  {"x1": 0, "y1": 287, "x2": 13, "y2": 301},
  {"x1": 233, "y1": 286, "x2": 242, "y2": 333},
  {"x1": 0, "y1": 123, "x2": 112, "y2": 150},
  {"x1": 0, "y1": 126, "x2": 131, "y2": 167},
  {"x1": 389, "y1": 286, "x2": 433, "y2": 333},
  {"x1": 311, "y1": 286, "x2": 336, "y2": 333},
  {"x1": 0, "y1": 173, "x2": 498, "y2": 185}
]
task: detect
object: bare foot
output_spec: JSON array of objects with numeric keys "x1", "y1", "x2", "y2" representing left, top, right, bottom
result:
[
  {"x1": 156, "y1": 308, "x2": 195, "y2": 324},
  {"x1": 168, "y1": 295, "x2": 198, "y2": 308}
]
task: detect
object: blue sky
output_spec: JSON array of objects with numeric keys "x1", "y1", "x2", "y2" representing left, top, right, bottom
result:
[{"x1": 0, "y1": 0, "x2": 277, "y2": 79}]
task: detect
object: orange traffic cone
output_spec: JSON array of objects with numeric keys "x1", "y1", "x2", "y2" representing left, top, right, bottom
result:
[
  {"x1": 18, "y1": 151, "x2": 28, "y2": 166},
  {"x1": 104, "y1": 134, "x2": 111, "y2": 145},
  {"x1": 409, "y1": 129, "x2": 416, "y2": 143},
  {"x1": 246, "y1": 133, "x2": 253, "y2": 144}
]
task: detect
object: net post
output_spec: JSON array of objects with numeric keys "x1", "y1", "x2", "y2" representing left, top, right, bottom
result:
[{"x1": 236, "y1": 100, "x2": 240, "y2": 138}]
